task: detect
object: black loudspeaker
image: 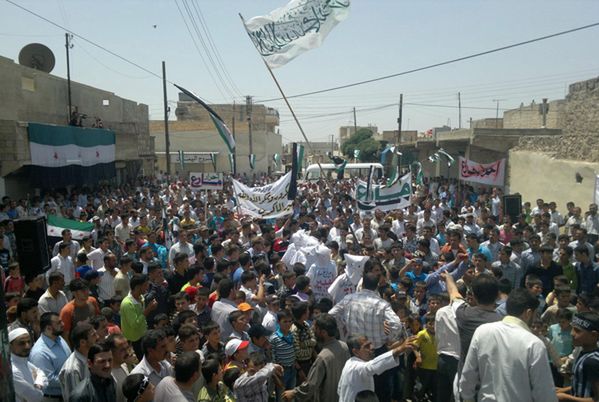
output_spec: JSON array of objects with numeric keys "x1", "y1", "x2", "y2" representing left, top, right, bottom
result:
[
  {"x1": 503, "y1": 194, "x2": 522, "y2": 222},
  {"x1": 13, "y1": 217, "x2": 50, "y2": 277}
]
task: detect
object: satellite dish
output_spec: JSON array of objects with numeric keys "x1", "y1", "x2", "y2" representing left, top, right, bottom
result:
[{"x1": 18, "y1": 43, "x2": 55, "y2": 73}]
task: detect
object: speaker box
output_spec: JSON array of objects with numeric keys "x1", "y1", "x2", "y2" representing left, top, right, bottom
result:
[
  {"x1": 13, "y1": 217, "x2": 50, "y2": 278},
  {"x1": 503, "y1": 194, "x2": 522, "y2": 222}
]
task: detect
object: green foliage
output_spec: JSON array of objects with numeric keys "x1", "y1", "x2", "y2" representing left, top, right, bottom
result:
[{"x1": 341, "y1": 128, "x2": 381, "y2": 162}]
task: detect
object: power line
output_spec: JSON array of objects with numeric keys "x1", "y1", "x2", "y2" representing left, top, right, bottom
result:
[
  {"x1": 5, "y1": 0, "x2": 164, "y2": 80},
  {"x1": 258, "y1": 21, "x2": 599, "y2": 102},
  {"x1": 175, "y1": 0, "x2": 231, "y2": 100},
  {"x1": 6, "y1": 0, "x2": 219, "y2": 104},
  {"x1": 190, "y1": 0, "x2": 242, "y2": 96},
  {"x1": 180, "y1": 0, "x2": 236, "y2": 99}
]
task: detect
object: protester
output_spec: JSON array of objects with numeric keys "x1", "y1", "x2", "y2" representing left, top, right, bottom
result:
[{"x1": 4, "y1": 173, "x2": 599, "y2": 402}]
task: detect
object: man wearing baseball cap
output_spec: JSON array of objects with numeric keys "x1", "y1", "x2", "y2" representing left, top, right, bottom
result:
[
  {"x1": 556, "y1": 312, "x2": 599, "y2": 401},
  {"x1": 9, "y1": 328, "x2": 47, "y2": 402},
  {"x1": 225, "y1": 338, "x2": 250, "y2": 372}
]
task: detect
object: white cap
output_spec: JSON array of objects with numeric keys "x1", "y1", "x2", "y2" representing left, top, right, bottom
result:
[{"x1": 8, "y1": 328, "x2": 29, "y2": 343}]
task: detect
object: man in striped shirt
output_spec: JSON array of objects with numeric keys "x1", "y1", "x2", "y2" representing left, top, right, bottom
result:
[{"x1": 556, "y1": 312, "x2": 599, "y2": 401}]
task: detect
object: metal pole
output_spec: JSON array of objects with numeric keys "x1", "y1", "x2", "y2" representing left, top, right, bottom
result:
[
  {"x1": 162, "y1": 61, "x2": 171, "y2": 177},
  {"x1": 246, "y1": 96, "x2": 253, "y2": 169},
  {"x1": 458, "y1": 92, "x2": 462, "y2": 129},
  {"x1": 353, "y1": 106, "x2": 357, "y2": 135},
  {"x1": 232, "y1": 101, "x2": 237, "y2": 175},
  {"x1": 65, "y1": 33, "x2": 72, "y2": 122},
  {"x1": 398, "y1": 94, "x2": 403, "y2": 169}
]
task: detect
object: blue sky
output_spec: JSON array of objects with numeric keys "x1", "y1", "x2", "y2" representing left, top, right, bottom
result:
[{"x1": 1, "y1": 0, "x2": 598, "y2": 144}]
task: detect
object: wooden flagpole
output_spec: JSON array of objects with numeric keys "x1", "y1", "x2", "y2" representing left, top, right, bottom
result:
[{"x1": 239, "y1": 14, "x2": 325, "y2": 178}]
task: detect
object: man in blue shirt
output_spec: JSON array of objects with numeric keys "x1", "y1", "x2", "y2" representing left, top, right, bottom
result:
[{"x1": 29, "y1": 312, "x2": 71, "y2": 399}]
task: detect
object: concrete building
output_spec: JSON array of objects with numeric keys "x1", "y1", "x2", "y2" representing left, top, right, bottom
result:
[
  {"x1": 282, "y1": 141, "x2": 337, "y2": 165},
  {"x1": 379, "y1": 130, "x2": 418, "y2": 144},
  {"x1": 339, "y1": 125, "x2": 378, "y2": 145},
  {"x1": 150, "y1": 93, "x2": 282, "y2": 176},
  {"x1": 0, "y1": 55, "x2": 153, "y2": 197},
  {"x1": 402, "y1": 75, "x2": 599, "y2": 209}
]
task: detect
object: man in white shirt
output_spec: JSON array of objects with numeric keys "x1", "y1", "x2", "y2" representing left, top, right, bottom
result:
[
  {"x1": 337, "y1": 335, "x2": 414, "y2": 402},
  {"x1": 97, "y1": 253, "x2": 120, "y2": 303},
  {"x1": 51, "y1": 229, "x2": 80, "y2": 259},
  {"x1": 9, "y1": 328, "x2": 47, "y2": 402},
  {"x1": 459, "y1": 288, "x2": 558, "y2": 402},
  {"x1": 38, "y1": 272, "x2": 68, "y2": 315},
  {"x1": 114, "y1": 215, "x2": 132, "y2": 246},
  {"x1": 168, "y1": 230, "x2": 194, "y2": 269},
  {"x1": 87, "y1": 237, "x2": 112, "y2": 270},
  {"x1": 48, "y1": 243, "x2": 75, "y2": 285}
]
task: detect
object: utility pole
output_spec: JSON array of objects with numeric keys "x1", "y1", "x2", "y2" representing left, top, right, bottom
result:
[
  {"x1": 162, "y1": 61, "x2": 171, "y2": 176},
  {"x1": 458, "y1": 92, "x2": 462, "y2": 129},
  {"x1": 232, "y1": 101, "x2": 236, "y2": 175},
  {"x1": 492, "y1": 99, "x2": 506, "y2": 128},
  {"x1": 353, "y1": 107, "x2": 357, "y2": 135},
  {"x1": 397, "y1": 94, "x2": 403, "y2": 144},
  {"x1": 65, "y1": 33, "x2": 73, "y2": 122},
  {"x1": 246, "y1": 96, "x2": 253, "y2": 169},
  {"x1": 330, "y1": 134, "x2": 334, "y2": 154}
]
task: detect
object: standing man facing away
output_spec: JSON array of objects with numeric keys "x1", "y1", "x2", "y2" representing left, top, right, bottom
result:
[{"x1": 459, "y1": 288, "x2": 557, "y2": 402}]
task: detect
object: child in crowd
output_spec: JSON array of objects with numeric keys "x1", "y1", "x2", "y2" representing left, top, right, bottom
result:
[
  {"x1": 413, "y1": 313, "x2": 438, "y2": 401},
  {"x1": 269, "y1": 309, "x2": 296, "y2": 393},
  {"x1": 4, "y1": 262, "x2": 25, "y2": 296}
]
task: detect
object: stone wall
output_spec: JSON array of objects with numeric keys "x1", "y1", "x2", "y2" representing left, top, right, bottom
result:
[
  {"x1": 514, "y1": 76, "x2": 599, "y2": 162},
  {"x1": 503, "y1": 100, "x2": 565, "y2": 129},
  {"x1": 508, "y1": 150, "x2": 599, "y2": 209}
]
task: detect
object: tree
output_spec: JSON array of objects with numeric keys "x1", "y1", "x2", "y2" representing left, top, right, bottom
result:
[{"x1": 341, "y1": 128, "x2": 381, "y2": 162}]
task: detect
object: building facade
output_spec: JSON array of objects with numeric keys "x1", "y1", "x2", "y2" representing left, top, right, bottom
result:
[
  {"x1": 0, "y1": 55, "x2": 153, "y2": 198},
  {"x1": 150, "y1": 93, "x2": 282, "y2": 176}
]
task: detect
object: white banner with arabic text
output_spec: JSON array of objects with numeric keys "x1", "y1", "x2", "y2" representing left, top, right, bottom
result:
[
  {"x1": 233, "y1": 172, "x2": 293, "y2": 219},
  {"x1": 459, "y1": 157, "x2": 506, "y2": 186},
  {"x1": 354, "y1": 172, "x2": 412, "y2": 212},
  {"x1": 189, "y1": 173, "x2": 224, "y2": 191},
  {"x1": 243, "y1": 0, "x2": 350, "y2": 69}
]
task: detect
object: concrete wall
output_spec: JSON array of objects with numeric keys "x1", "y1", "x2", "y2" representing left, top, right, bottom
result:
[
  {"x1": 503, "y1": 100, "x2": 565, "y2": 129},
  {"x1": 151, "y1": 121, "x2": 282, "y2": 175},
  {"x1": 508, "y1": 150, "x2": 598, "y2": 208},
  {"x1": 0, "y1": 55, "x2": 154, "y2": 189}
]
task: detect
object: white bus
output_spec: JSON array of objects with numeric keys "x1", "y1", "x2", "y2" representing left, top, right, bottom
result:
[{"x1": 304, "y1": 163, "x2": 384, "y2": 181}]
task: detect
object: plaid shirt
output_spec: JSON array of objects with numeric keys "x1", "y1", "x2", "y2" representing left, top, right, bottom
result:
[
  {"x1": 234, "y1": 363, "x2": 276, "y2": 402},
  {"x1": 329, "y1": 289, "x2": 403, "y2": 349}
]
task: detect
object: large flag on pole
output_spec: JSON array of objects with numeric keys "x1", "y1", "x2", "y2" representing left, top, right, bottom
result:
[
  {"x1": 242, "y1": 0, "x2": 351, "y2": 69},
  {"x1": 174, "y1": 84, "x2": 236, "y2": 153}
]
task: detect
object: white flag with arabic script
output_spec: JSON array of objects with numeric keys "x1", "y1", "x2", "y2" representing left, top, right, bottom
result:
[{"x1": 243, "y1": 0, "x2": 350, "y2": 69}]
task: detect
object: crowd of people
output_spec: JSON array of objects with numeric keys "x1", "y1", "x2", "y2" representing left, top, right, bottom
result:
[{"x1": 2, "y1": 174, "x2": 599, "y2": 402}]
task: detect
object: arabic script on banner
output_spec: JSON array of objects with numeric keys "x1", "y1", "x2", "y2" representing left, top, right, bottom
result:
[
  {"x1": 354, "y1": 172, "x2": 412, "y2": 212},
  {"x1": 458, "y1": 157, "x2": 506, "y2": 186},
  {"x1": 233, "y1": 172, "x2": 293, "y2": 219},
  {"x1": 189, "y1": 172, "x2": 224, "y2": 191}
]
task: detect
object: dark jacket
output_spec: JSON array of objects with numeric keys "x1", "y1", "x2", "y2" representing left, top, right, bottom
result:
[{"x1": 70, "y1": 374, "x2": 116, "y2": 402}]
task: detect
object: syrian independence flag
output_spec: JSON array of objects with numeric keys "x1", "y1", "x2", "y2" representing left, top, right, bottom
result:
[
  {"x1": 249, "y1": 154, "x2": 256, "y2": 169},
  {"x1": 353, "y1": 149, "x2": 360, "y2": 159},
  {"x1": 210, "y1": 153, "x2": 217, "y2": 171},
  {"x1": 174, "y1": 84, "x2": 236, "y2": 153},
  {"x1": 28, "y1": 123, "x2": 115, "y2": 167},
  {"x1": 242, "y1": 0, "x2": 351, "y2": 69},
  {"x1": 47, "y1": 214, "x2": 93, "y2": 240}
]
